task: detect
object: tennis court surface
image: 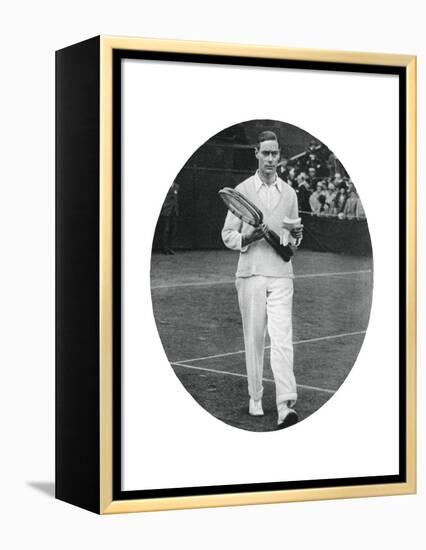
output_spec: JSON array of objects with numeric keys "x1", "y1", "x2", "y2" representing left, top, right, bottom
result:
[{"x1": 150, "y1": 249, "x2": 373, "y2": 432}]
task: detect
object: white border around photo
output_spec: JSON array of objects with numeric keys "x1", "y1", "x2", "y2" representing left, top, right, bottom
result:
[{"x1": 121, "y1": 59, "x2": 399, "y2": 491}]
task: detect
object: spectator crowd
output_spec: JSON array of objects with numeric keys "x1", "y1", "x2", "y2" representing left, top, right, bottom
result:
[{"x1": 278, "y1": 140, "x2": 366, "y2": 220}]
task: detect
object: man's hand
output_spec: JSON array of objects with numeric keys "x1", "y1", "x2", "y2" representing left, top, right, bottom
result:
[
  {"x1": 242, "y1": 224, "x2": 268, "y2": 247},
  {"x1": 290, "y1": 224, "x2": 304, "y2": 240}
]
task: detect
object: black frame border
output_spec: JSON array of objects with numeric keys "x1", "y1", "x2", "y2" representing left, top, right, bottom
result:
[{"x1": 111, "y1": 50, "x2": 407, "y2": 502}]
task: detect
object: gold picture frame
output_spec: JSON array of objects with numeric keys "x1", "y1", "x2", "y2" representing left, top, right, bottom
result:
[{"x1": 56, "y1": 36, "x2": 416, "y2": 514}]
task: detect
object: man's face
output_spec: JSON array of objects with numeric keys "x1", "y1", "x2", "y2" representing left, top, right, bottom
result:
[
  {"x1": 255, "y1": 139, "x2": 280, "y2": 176},
  {"x1": 308, "y1": 168, "x2": 316, "y2": 178}
]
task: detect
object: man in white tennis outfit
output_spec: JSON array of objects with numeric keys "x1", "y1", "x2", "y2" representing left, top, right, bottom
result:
[{"x1": 222, "y1": 131, "x2": 303, "y2": 429}]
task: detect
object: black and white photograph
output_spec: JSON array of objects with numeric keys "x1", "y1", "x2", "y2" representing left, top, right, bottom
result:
[
  {"x1": 48, "y1": 32, "x2": 417, "y2": 518},
  {"x1": 118, "y1": 45, "x2": 412, "y2": 500},
  {"x1": 0, "y1": 0, "x2": 423, "y2": 546},
  {"x1": 151, "y1": 119, "x2": 373, "y2": 432}
]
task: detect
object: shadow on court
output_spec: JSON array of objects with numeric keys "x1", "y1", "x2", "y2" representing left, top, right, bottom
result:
[{"x1": 151, "y1": 249, "x2": 373, "y2": 432}]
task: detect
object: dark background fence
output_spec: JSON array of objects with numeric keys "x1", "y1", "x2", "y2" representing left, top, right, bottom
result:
[{"x1": 300, "y1": 214, "x2": 372, "y2": 255}]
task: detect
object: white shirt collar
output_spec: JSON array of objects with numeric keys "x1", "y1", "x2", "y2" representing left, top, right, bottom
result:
[{"x1": 254, "y1": 170, "x2": 282, "y2": 193}]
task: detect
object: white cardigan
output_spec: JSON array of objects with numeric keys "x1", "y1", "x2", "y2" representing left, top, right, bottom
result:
[{"x1": 221, "y1": 174, "x2": 299, "y2": 278}]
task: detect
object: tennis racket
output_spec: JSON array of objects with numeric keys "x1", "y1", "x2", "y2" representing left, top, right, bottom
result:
[{"x1": 219, "y1": 187, "x2": 293, "y2": 262}]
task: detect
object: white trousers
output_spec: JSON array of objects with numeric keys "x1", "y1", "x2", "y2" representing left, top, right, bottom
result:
[{"x1": 236, "y1": 276, "x2": 297, "y2": 407}]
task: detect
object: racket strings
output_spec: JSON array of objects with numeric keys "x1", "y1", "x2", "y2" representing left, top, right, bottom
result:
[
  {"x1": 219, "y1": 188, "x2": 262, "y2": 226},
  {"x1": 224, "y1": 197, "x2": 259, "y2": 225}
]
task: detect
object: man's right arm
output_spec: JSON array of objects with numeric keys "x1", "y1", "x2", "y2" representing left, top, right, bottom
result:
[
  {"x1": 221, "y1": 210, "x2": 247, "y2": 251},
  {"x1": 222, "y1": 211, "x2": 266, "y2": 251}
]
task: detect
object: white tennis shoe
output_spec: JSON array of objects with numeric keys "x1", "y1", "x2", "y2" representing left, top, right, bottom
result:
[
  {"x1": 249, "y1": 398, "x2": 264, "y2": 416},
  {"x1": 277, "y1": 404, "x2": 298, "y2": 428}
]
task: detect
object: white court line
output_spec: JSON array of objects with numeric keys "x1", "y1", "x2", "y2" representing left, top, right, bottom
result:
[
  {"x1": 172, "y1": 330, "x2": 366, "y2": 365},
  {"x1": 327, "y1": 275, "x2": 370, "y2": 281},
  {"x1": 171, "y1": 362, "x2": 335, "y2": 395},
  {"x1": 151, "y1": 269, "x2": 372, "y2": 289},
  {"x1": 296, "y1": 269, "x2": 372, "y2": 280}
]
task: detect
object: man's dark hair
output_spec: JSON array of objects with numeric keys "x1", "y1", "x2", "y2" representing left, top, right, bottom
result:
[{"x1": 256, "y1": 130, "x2": 280, "y2": 149}]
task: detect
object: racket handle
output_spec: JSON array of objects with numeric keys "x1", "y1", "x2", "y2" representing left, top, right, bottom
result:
[{"x1": 264, "y1": 229, "x2": 293, "y2": 262}]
